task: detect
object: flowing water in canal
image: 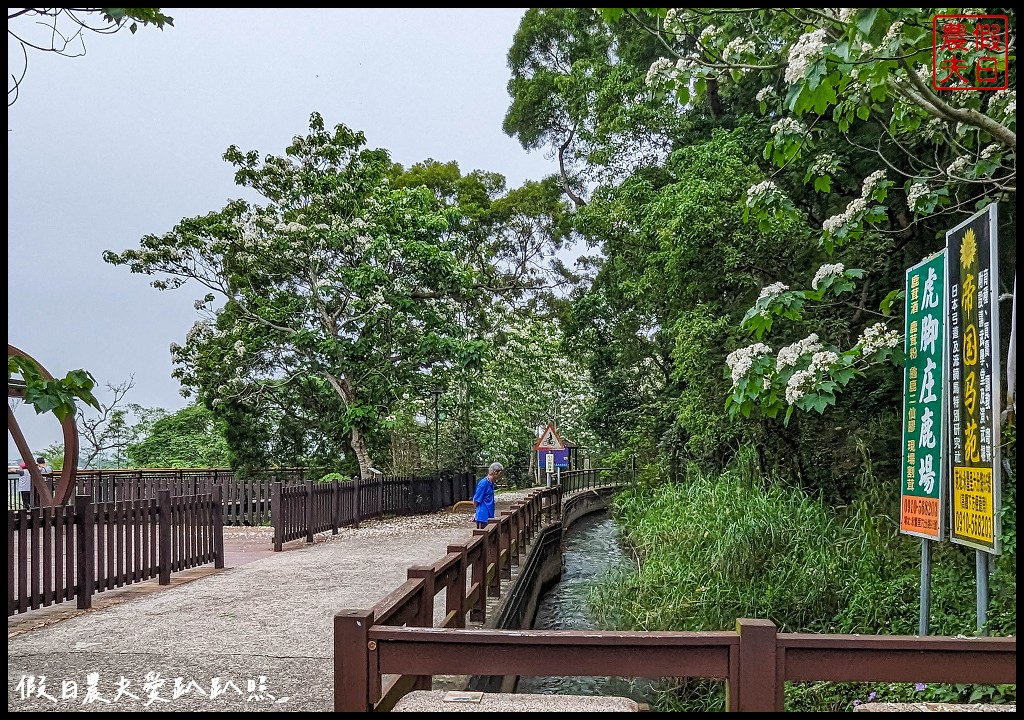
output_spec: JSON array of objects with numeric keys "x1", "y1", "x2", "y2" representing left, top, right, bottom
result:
[{"x1": 515, "y1": 512, "x2": 665, "y2": 707}]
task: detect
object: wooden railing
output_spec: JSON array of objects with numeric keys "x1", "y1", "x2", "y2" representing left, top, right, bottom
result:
[
  {"x1": 270, "y1": 472, "x2": 477, "y2": 550},
  {"x1": 8, "y1": 488, "x2": 224, "y2": 616},
  {"x1": 15, "y1": 468, "x2": 311, "y2": 525},
  {"x1": 332, "y1": 480, "x2": 1016, "y2": 712},
  {"x1": 335, "y1": 486, "x2": 560, "y2": 710}
]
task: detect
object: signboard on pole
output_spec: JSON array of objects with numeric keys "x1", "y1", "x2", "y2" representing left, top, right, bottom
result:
[
  {"x1": 946, "y1": 203, "x2": 1001, "y2": 554},
  {"x1": 900, "y1": 250, "x2": 947, "y2": 541},
  {"x1": 534, "y1": 423, "x2": 569, "y2": 468}
]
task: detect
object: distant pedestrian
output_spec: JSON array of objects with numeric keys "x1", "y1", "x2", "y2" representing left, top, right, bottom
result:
[
  {"x1": 473, "y1": 462, "x2": 502, "y2": 529},
  {"x1": 17, "y1": 461, "x2": 32, "y2": 510},
  {"x1": 36, "y1": 456, "x2": 52, "y2": 475}
]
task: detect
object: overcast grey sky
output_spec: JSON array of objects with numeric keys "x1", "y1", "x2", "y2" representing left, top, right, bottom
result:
[{"x1": 8, "y1": 8, "x2": 561, "y2": 461}]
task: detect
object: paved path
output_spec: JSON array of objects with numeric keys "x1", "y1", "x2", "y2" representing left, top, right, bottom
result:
[{"x1": 8, "y1": 490, "x2": 535, "y2": 713}]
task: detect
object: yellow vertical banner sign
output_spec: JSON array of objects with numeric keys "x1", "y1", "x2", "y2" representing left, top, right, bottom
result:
[{"x1": 945, "y1": 204, "x2": 1001, "y2": 554}]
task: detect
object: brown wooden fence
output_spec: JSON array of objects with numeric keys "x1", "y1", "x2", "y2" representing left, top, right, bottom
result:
[
  {"x1": 13, "y1": 468, "x2": 312, "y2": 525},
  {"x1": 8, "y1": 488, "x2": 224, "y2": 617},
  {"x1": 271, "y1": 471, "x2": 477, "y2": 551},
  {"x1": 333, "y1": 483, "x2": 1016, "y2": 712}
]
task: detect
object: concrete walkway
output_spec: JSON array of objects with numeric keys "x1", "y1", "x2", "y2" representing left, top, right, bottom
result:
[{"x1": 8, "y1": 491, "x2": 536, "y2": 712}]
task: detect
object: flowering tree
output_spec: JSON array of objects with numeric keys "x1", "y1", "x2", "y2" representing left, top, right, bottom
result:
[
  {"x1": 601, "y1": 7, "x2": 1015, "y2": 424},
  {"x1": 105, "y1": 113, "x2": 576, "y2": 478}
]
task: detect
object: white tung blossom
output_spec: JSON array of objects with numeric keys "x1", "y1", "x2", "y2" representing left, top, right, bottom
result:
[
  {"x1": 811, "y1": 152, "x2": 840, "y2": 176},
  {"x1": 755, "y1": 86, "x2": 773, "y2": 102},
  {"x1": 947, "y1": 156, "x2": 972, "y2": 176},
  {"x1": 861, "y1": 169, "x2": 886, "y2": 197},
  {"x1": 726, "y1": 343, "x2": 773, "y2": 386},
  {"x1": 646, "y1": 57, "x2": 676, "y2": 86},
  {"x1": 699, "y1": 25, "x2": 719, "y2": 44},
  {"x1": 776, "y1": 333, "x2": 822, "y2": 371},
  {"x1": 809, "y1": 350, "x2": 838, "y2": 373},
  {"x1": 812, "y1": 263, "x2": 845, "y2": 290},
  {"x1": 771, "y1": 117, "x2": 805, "y2": 136},
  {"x1": 723, "y1": 37, "x2": 754, "y2": 58},
  {"x1": 785, "y1": 369, "x2": 817, "y2": 404},
  {"x1": 785, "y1": 28, "x2": 828, "y2": 84},
  {"x1": 907, "y1": 181, "x2": 930, "y2": 210},
  {"x1": 746, "y1": 179, "x2": 780, "y2": 206},
  {"x1": 858, "y1": 322, "x2": 901, "y2": 355},
  {"x1": 758, "y1": 281, "x2": 789, "y2": 302},
  {"x1": 981, "y1": 144, "x2": 1000, "y2": 159},
  {"x1": 822, "y1": 196, "x2": 867, "y2": 234}
]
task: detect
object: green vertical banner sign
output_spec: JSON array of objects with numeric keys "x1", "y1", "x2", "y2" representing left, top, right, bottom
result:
[
  {"x1": 900, "y1": 251, "x2": 947, "y2": 540},
  {"x1": 946, "y1": 203, "x2": 1002, "y2": 554}
]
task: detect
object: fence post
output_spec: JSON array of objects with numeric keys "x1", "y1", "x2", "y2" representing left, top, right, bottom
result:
[
  {"x1": 75, "y1": 494, "x2": 94, "y2": 610},
  {"x1": 158, "y1": 489, "x2": 172, "y2": 585},
  {"x1": 211, "y1": 485, "x2": 224, "y2": 569},
  {"x1": 406, "y1": 565, "x2": 436, "y2": 691},
  {"x1": 446, "y1": 544, "x2": 468, "y2": 628},
  {"x1": 331, "y1": 479, "x2": 340, "y2": 535},
  {"x1": 735, "y1": 617, "x2": 778, "y2": 711},
  {"x1": 334, "y1": 609, "x2": 375, "y2": 712},
  {"x1": 480, "y1": 523, "x2": 500, "y2": 598},
  {"x1": 353, "y1": 477, "x2": 361, "y2": 528},
  {"x1": 272, "y1": 481, "x2": 283, "y2": 552},
  {"x1": 305, "y1": 480, "x2": 315, "y2": 544}
]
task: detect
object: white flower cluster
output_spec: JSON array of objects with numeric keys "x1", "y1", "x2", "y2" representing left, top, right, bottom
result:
[
  {"x1": 755, "y1": 86, "x2": 773, "y2": 103},
  {"x1": 809, "y1": 350, "x2": 838, "y2": 372},
  {"x1": 726, "y1": 343, "x2": 773, "y2": 386},
  {"x1": 234, "y1": 340, "x2": 246, "y2": 357},
  {"x1": 758, "y1": 281, "x2": 789, "y2": 301},
  {"x1": 675, "y1": 52, "x2": 704, "y2": 72},
  {"x1": 991, "y1": 89, "x2": 1015, "y2": 116},
  {"x1": 746, "y1": 179, "x2": 780, "y2": 206},
  {"x1": 776, "y1": 333, "x2": 822, "y2": 371},
  {"x1": 811, "y1": 152, "x2": 840, "y2": 176},
  {"x1": 946, "y1": 156, "x2": 971, "y2": 176},
  {"x1": 981, "y1": 144, "x2": 1000, "y2": 159},
  {"x1": 786, "y1": 28, "x2": 828, "y2": 84},
  {"x1": 663, "y1": 8, "x2": 685, "y2": 33},
  {"x1": 861, "y1": 169, "x2": 886, "y2": 197},
  {"x1": 907, "y1": 181, "x2": 930, "y2": 210},
  {"x1": 785, "y1": 369, "x2": 817, "y2": 404},
  {"x1": 822, "y1": 196, "x2": 867, "y2": 234},
  {"x1": 699, "y1": 25, "x2": 719, "y2": 44},
  {"x1": 646, "y1": 57, "x2": 676, "y2": 86},
  {"x1": 770, "y1": 117, "x2": 805, "y2": 136},
  {"x1": 880, "y1": 21, "x2": 904, "y2": 48},
  {"x1": 723, "y1": 37, "x2": 754, "y2": 58},
  {"x1": 858, "y1": 322, "x2": 900, "y2": 355},
  {"x1": 274, "y1": 221, "x2": 307, "y2": 233},
  {"x1": 838, "y1": 8, "x2": 856, "y2": 22},
  {"x1": 811, "y1": 262, "x2": 845, "y2": 290}
]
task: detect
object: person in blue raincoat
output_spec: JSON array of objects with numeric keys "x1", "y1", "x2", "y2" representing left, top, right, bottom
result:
[{"x1": 473, "y1": 462, "x2": 502, "y2": 529}]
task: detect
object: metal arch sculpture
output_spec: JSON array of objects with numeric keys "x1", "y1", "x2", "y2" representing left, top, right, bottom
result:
[{"x1": 7, "y1": 344, "x2": 80, "y2": 506}]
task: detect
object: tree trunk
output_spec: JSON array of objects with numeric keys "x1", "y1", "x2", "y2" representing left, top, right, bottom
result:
[{"x1": 349, "y1": 425, "x2": 374, "y2": 479}]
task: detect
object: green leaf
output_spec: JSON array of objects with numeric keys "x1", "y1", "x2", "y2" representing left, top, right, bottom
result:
[
  {"x1": 856, "y1": 8, "x2": 879, "y2": 36},
  {"x1": 856, "y1": 105, "x2": 870, "y2": 121}
]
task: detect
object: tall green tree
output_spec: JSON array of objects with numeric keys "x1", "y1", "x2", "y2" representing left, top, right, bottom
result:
[
  {"x1": 599, "y1": 8, "x2": 1016, "y2": 426},
  {"x1": 127, "y1": 403, "x2": 231, "y2": 468},
  {"x1": 104, "y1": 113, "x2": 576, "y2": 478}
]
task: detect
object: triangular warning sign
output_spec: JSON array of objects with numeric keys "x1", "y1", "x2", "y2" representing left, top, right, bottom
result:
[{"x1": 533, "y1": 423, "x2": 564, "y2": 451}]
